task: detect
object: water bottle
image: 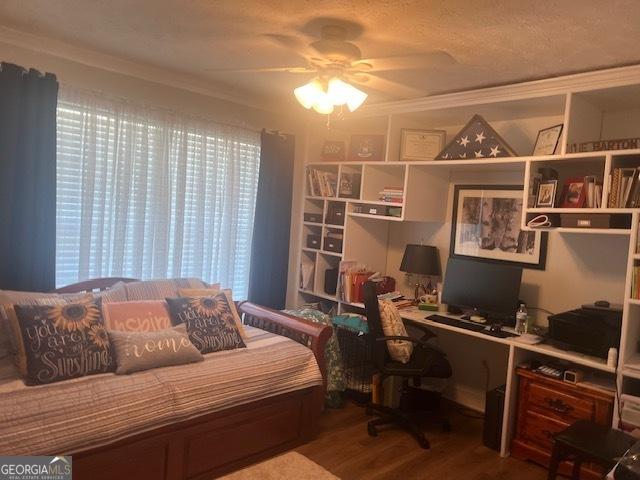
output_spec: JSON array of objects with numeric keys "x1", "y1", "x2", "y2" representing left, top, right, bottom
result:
[{"x1": 515, "y1": 303, "x2": 528, "y2": 335}]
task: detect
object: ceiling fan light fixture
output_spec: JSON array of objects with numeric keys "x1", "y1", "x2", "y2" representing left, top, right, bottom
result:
[{"x1": 295, "y1": 77, "x2": 367, "y2": 114}]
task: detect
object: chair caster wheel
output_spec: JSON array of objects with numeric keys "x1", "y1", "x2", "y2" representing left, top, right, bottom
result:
[
  {"x1": 367, "y1": 424, "x2": 378, "y2": 437},
  {"x1": 442, "y1": 421, "x2": 452, "y2": 433},
  {"x1": 416, "y1": 435, "x2": 430, "y2": 449}
]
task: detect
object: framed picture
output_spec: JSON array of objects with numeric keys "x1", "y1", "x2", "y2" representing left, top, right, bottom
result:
[
  {"x1": 560, "y1": 177, "x2": 586, "y2": 208},
  {"x1": 320, "y1": 140, "x2": 346, "y2": 162},
  {"x1": 349, "y1": 134, "x2": 385, "y2": 162},
  {"x1": 400, "y1": 129, "x2": 446, "y2": 161},
  {"x1": 532, "y1": 124, "x2": 563, "y2": 156},
  {"x1": 536, "y1": 180, "x2": 558, "y2": 208},
  {"x1": 451, "y1": 185, "x2": 547, "y2": 269}
]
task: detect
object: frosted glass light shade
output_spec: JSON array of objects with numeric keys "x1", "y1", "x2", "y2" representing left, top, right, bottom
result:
[{"x1": 294, "y1": 80, "x2": 323, "y2": 109}]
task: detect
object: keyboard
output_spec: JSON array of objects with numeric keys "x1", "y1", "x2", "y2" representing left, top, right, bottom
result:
[
  {"x1": 427, "y1": 314, "x2": 486, "y2": 332},
  {"x1": 427, "y1": 314, "x2": 519, "y2": 338}
]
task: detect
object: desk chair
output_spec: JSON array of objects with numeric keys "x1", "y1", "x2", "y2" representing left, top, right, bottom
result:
[{"x1": 363, "y1": 281, "x2": 453, "y2": 449}]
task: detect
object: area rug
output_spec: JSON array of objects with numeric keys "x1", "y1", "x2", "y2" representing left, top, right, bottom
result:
[{"x1": 218, "y1": 452, "x2": 339, "y2": 479}]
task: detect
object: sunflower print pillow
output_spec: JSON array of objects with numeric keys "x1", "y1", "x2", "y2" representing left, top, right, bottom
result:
[
  {"x1": 13, "y1": 298, "x2": 115, "y2": 385},
  {"x1": 166, "y1": 294, "x2": 246, "y2": 354}
]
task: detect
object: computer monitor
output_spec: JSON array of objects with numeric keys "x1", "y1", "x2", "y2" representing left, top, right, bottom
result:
[{"x1": 441, "y1": 257, "x2": 523, "y2": 324}]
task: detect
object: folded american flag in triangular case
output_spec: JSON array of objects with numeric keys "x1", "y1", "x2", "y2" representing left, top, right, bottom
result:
[{"x1": 435, "y1": 114, "x2": 517, "y2": 160}]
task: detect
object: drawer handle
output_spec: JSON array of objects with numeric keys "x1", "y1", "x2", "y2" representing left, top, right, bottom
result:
[{"x1": 544, "y1": 397, "x2": 573, "y2": 414}]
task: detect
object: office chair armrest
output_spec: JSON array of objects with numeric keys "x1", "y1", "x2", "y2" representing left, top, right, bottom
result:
[
  {"x1": 407, "y1": 322, "x2": 437, "y2": 340},
  {"x1": 375, "y1": 336, "x2": 433, "y2": 348}
]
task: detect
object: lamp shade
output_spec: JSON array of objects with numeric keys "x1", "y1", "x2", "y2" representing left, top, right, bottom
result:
[{"x1": 399, "y1": 244, "x2": 441, "y2": 276}]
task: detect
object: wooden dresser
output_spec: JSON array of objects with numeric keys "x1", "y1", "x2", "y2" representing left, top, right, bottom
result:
[{"x1": 511, "y1": 367, "x2": 615, "y2": 479}]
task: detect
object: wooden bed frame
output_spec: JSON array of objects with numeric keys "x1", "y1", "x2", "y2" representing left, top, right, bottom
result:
[{"x1": 52, "y1": 278, "x2": 332, "y2": 479}]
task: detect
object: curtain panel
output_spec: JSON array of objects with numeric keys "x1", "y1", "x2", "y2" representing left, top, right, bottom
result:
[
  {"x1": 56, "y1": 87, "x2": 261, "y2": 298},
  {"x1": 247, "y1": 130, "x2": 295, "y2": 309},
  {"x1": 0, "y1": 63, "x2": 58, "y2": 292}
]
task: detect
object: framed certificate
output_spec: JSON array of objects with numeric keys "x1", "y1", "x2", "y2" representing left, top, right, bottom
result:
[
  {"x1": 400, "y1": 129, "x2": 446, "y2": 161},
  {"x1": 532, "y1": 124, "x2": 563, "y2": 156}
]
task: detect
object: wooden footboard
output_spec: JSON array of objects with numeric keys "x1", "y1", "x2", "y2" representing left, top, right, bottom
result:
[{"x1": 237, "y1": 301, "x2": 332, "y2": 391}]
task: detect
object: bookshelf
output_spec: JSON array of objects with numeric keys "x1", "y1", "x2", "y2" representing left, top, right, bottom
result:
[{"x1": 292, "y1": 64, "x2": 640, "y2": 454}]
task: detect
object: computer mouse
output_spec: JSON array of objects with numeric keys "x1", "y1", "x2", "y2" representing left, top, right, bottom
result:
[{"x1": 594, "y1": 300, "x2": 610, "y2": 308}]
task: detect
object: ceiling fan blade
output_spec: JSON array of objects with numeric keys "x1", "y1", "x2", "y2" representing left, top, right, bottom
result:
[
  {"x1": 354, "y1": 51, "x2": 457, "y2": 72},
  {"x1": 205, "y1": 66, "x2": 313, "y2": 74},
  {"x1": 349, "y1": 73, "x2": 426, "y2": 99},
  {"x1": 262, "y1": 33, "x2": 323, "y2": 62}
]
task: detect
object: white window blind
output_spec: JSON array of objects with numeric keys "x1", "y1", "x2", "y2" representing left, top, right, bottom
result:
[{"x1": 56, "y1": 87, "x2": 261, "y2": 298}]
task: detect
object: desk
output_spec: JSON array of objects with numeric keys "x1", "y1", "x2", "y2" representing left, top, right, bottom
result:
[{"x1": 397, "y1": 307, "x2": 615, "y2": 457}]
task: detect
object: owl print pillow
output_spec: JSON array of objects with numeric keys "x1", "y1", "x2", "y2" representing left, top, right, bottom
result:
[
  {"x1": 165, "y1": 293, "x2": 246, "y2": 354},
  {"x1": 13, "y1": 298, "x2": 115, "y2": 385}
]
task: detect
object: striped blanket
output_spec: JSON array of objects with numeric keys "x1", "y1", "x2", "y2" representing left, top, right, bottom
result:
[{"x1": 0, "y1": 326, "x2": 322, "y2": 455}]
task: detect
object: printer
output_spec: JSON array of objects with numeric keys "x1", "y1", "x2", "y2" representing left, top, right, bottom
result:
[{"x1": 547, "y1": 303, "x2": 622, "y2": 359}]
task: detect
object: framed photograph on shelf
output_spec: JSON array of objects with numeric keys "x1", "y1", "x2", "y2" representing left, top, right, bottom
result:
[
  {"x1": 560, "y1": 177, "x2": 586, "y2": 208},
  {"x1": 349, "y1": 134, "x2": 385, "y2": 162},
  {"x1": 451, "y1": 185, "x2": 547, "y2": 269},
  {"x1": 399, "y1": 129, "x2": 446, "y2": 161},
  {"x1": 535, "y1": 180, "x2": 558, "y2": 208},
  {"x1": 532, "y1": 124, "x2": 563, "y2": 156},
  {"x1": 320, "y1": 140, "x2": 346, "y2": 162}
]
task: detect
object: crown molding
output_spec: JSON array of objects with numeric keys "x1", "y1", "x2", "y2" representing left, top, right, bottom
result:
[
  {"x1": 356, "y1": 63, "x2": 640, "y2": 117},
  {"x1": 0, "y1": 26, "x2": 275, "y2": 112}
]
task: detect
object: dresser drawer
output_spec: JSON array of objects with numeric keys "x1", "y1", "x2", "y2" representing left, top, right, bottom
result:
[
  {"x1": 529, "y1": 382, "x2": 595, "y2": 423},
  {"x1": 521, "y1": 409, "x2": 569, "y2": 450}
]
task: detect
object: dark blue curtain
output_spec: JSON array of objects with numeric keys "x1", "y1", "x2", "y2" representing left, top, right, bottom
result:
[
  {"x1": 248, "y1": 129, "x2": 295, "y2": 309},
  {"x1": 0, "y1": 63, "x2": 58, "y2": 291}
]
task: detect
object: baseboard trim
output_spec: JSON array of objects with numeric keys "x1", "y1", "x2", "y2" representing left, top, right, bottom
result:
[{"x1": 443, "y1": 384, "x2": 486, "y2": 413}]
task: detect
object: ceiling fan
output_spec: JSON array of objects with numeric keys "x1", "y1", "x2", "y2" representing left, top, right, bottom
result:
[{"x1": 208, "y1": 19, "x2": 457, "y2": 115}]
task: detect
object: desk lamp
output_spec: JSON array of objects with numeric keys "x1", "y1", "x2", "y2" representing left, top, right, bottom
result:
[{"x1": 399, "y1": 244, "x2": 441, "y2": 304}]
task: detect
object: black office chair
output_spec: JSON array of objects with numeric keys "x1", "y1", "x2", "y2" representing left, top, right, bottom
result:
[{"x1": 363, "y1": 281, "x2": 453, "y2": 449}]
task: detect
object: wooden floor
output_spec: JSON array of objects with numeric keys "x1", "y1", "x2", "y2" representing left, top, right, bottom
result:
[{"x1": 296, "y1": 401, "x2": 547, "y2": 480}]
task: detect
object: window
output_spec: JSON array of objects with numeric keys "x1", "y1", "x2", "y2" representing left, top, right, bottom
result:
[{"x1": 56, "y1": 87, "x2": 261, "y2": 298}]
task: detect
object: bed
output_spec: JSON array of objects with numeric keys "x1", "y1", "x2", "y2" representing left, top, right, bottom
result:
[{"x1": 0, "y1": 278, "x2": 332, "y2": 479}]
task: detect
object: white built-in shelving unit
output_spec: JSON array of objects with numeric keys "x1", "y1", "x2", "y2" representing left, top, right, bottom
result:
[{"x1": 292, "y1": 64, "x2": 640, "y2": 455}]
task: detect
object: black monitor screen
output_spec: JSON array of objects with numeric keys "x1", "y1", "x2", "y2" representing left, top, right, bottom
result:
[{"x1": 441, "y1": 257, "x2": 522, "y2": 316}]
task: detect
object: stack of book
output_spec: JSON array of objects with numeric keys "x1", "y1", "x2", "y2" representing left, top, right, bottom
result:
[
  {"x1": 378, "y1": 187, "x2": 403, "y2": 203},
  {"x1": 608, "y1": 168, "x2": 640, "y2": 208},
  {"x1": 307, "y1": 168, "x2": 338, "y2": 197}
]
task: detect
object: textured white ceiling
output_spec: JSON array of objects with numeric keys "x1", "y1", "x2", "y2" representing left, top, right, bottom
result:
[{"x1": 1, "y1": 0, "x2": 639, "y2": 106}]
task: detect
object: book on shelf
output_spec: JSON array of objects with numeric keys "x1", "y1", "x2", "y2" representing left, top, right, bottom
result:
[
  {"x1": 632, "y1": 265, "x2": 640, "y2": 301},
  {"x1": 339, "y1": 173, "x2": 361, "y2": 198},
  {"x1": 608, "y1": 167, "x2": 640, "y2": 208},
  {"x1": 307, "y1": 167, "x2": 338, "y2": 197},
  {"x1": 583, "y1": 176, "x2": 603, "y2": 208}
]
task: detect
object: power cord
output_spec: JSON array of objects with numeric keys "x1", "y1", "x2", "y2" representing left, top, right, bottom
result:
[{"x1": 527, "y1": 306, "x2": 556, "y2": 316}]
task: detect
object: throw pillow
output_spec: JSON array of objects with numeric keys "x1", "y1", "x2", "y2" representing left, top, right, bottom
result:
[
  {"x1": 108, "y1": 324, "x2": 203, "y2": 374},
  {"x1": 13, "y1": 298, "x2": 115, "y2": 385},
  {"x1": 177, "y1": 288, "x2": 245, "y2": 340},
  {"x1": 0, "y1": 291, "x2": 91, "y2": 375},
  {"x1": 166, "y1": 293, "x2": 246, "y2": 354},
  {"x1": 378, "y1": 300, "x2": 413, "y2": 364},
  {"x1": 102, "y1": 300, "x2": 172, "y2": 332}
]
